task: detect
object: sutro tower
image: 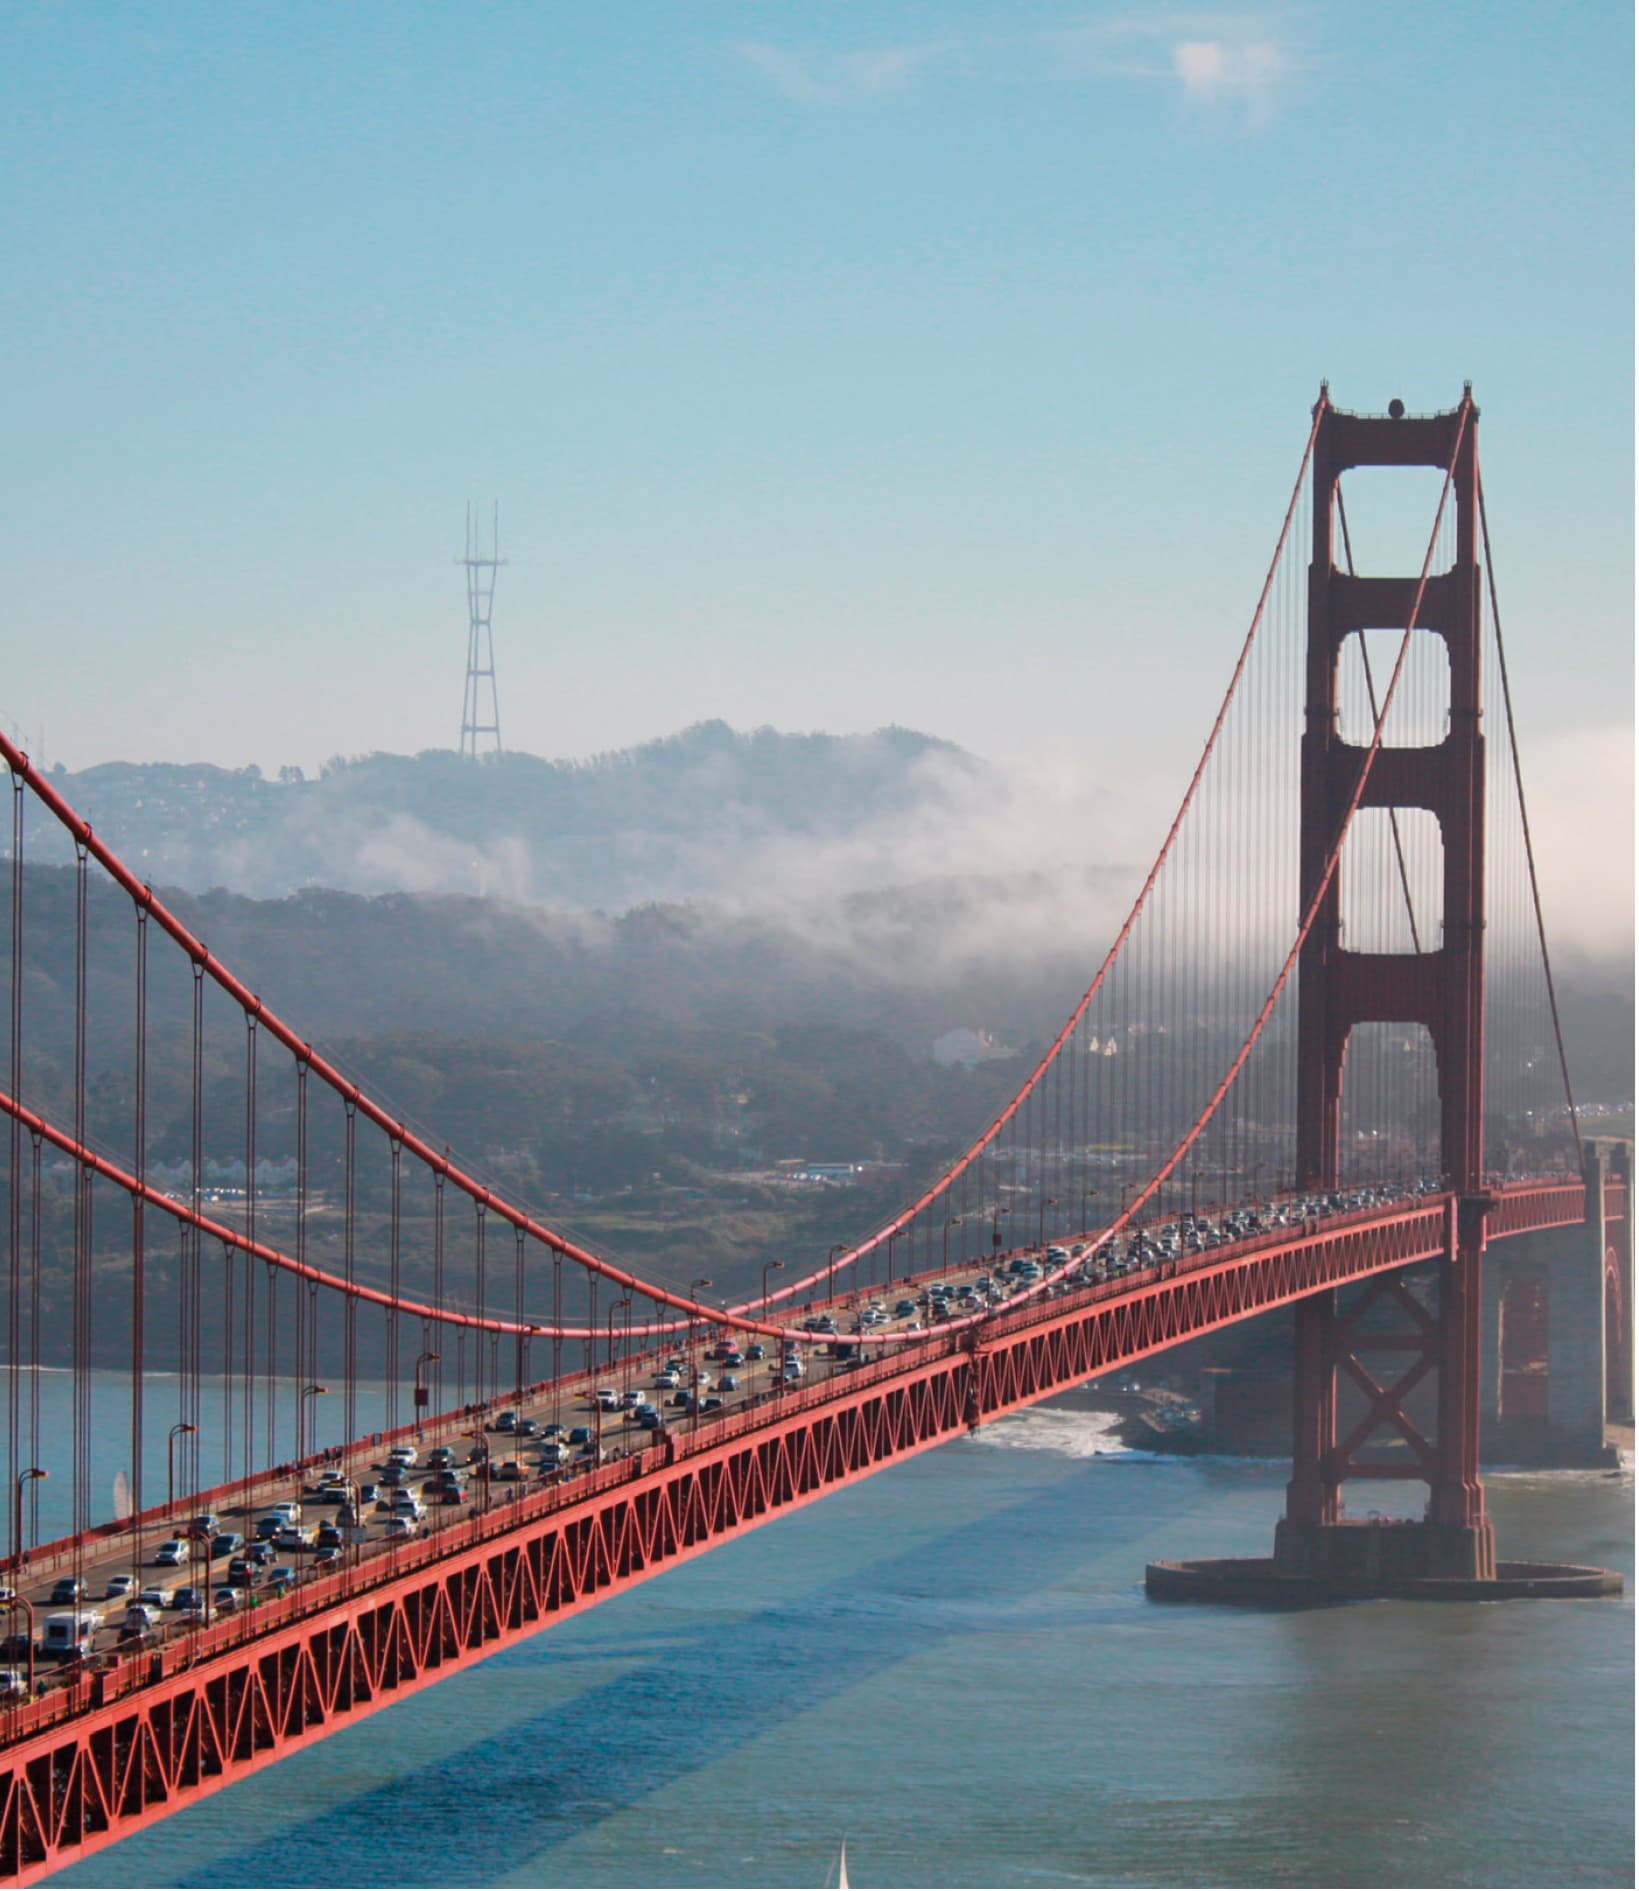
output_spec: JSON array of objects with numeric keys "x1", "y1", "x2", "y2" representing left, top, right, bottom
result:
[{"x1": 458, "y1": 502, "x2": 506, "y2": 758}]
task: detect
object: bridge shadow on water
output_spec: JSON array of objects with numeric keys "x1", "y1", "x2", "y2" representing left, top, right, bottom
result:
[{"x1": 166, "y1": 1443, "x2": 1219, "y2": 1888}]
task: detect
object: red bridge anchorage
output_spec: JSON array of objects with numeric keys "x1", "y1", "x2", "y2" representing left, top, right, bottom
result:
[{"x1": 0, "y1": 1180, "x2": 1613, "y2": 1886}]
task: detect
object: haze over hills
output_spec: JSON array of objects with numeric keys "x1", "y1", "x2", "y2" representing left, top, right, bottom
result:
[
  {"x1": 6, "y1": 719, "x2": 1630, "y2": 1359},
  {"x1": 53, "y1": 721, "x2": 1012, "y2": 910}
]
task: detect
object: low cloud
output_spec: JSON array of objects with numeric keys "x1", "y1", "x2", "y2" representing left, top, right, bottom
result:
[{"x1": 1517, "y1": 722, "x2": 1634, "y2": 969}]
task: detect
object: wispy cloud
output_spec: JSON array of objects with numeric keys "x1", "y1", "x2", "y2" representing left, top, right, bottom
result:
[
  {"x1": 735, "y1": 39, "x2": 953, "y2": 106},
  {"x1": 1049, "y1": 9, "x2": 1296, "y2": 120}
]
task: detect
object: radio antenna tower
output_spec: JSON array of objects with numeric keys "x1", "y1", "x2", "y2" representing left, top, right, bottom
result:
[{"x1": 458, "y1": 502, "x2": 506, "y2": 759}]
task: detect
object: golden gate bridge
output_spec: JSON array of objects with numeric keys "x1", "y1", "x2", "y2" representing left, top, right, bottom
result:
[{"x1": 0, "y1": 389, "x2": 1626, "y2": 1883}]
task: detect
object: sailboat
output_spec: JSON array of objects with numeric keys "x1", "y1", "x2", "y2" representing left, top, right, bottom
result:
[{"x1": 823, "y1": 1837, "x2": 851, "y2": 1889}]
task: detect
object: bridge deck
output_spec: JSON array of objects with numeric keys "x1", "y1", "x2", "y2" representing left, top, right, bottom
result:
[{"x1": 0, "y1": 1179, "x2": 1605, "y2": 1884}]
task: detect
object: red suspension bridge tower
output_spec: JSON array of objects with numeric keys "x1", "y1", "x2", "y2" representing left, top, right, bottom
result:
[
  {"x1": 1276, "y1": 388, "x2": 1495, "y2": 1583},
  {"x1": 1152, "y1": 388, "x2": 1617, "y2": 1600}
]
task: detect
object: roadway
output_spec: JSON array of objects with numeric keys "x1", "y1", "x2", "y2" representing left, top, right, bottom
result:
[{"x1": 0, "y1": 1178, "x2": 1442, "y2": 1698}]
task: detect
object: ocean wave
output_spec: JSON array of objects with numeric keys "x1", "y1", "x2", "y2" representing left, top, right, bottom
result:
[{"x1": 973, "y1": 1406, "x2": 1264, "y2": 1467}]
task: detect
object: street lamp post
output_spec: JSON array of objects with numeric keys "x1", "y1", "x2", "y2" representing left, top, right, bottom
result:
[
  {"x1": 414, "y1": 1351, "x2": 441, "y2": 1442},
  {"x1": 166, "y1": 1423, "x2": 197, "y2": 1523},
  {"x1": 298, "y1": 1384, "x2": 329, "y2": 1469},
  {"x1": 885, "y1": 1232, "x2": 898, "y2": 1289},
  {"x1": 1038, "y1": 1197, "x2": 1058, "y2": 1249},
  {"x1": 761, "y1": 1259, "x2": 785, "y2": 1326},
  {"x1": 943, "y1": 1216, "x2": 960, "y2": 1275},
  {"x1": 990, "y1": 1206, "x2": 1010, "y2": 1252},
  {"x1": 826, "y1": 1243, "x2": 846, "y2": 1304},
  {"x1": 688, "y1": 1277, "x2": 712, "y2": 1430},
  {"x1": 12, "y1": 1469, "x2": 46, "y2": 1575},
  {"x1": 518, "y1": 1324, "x2": 540, "y2": 1405},
  {"x1": 610, "y1": 1297, "x2": 633, "y2": 1429}
]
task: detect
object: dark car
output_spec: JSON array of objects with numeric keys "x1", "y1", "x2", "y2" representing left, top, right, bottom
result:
[
  {"x1": 566, "y1": 1426, "x2": 592, "y2": 1447},
  {"x1": 227, "y1": 1558, "x2": 262, "y2": 1586},
  {"x1": 210, "y1": 1532, "x2": 243, "y2": 1559},
  {"x1": 49, "y1": 1578, "x2": 85, "y2": 1606},
  {"x1": 315, "y1": 1524, "x2": 344, "y2": 1550}
]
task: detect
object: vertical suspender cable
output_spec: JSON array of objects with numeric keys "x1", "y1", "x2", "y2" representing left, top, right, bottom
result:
[
  {"x1": 132, "y1": 905, "x2": 148, "y2": 1561},
  {"x1": 72, "y1": 844, "x2": 90, "y2": 1567},
  {"x1": 295, "y1": 1060, "x2": 308, "y2": 1458},
  {"x1": 1477, "y1": 474, "x2": 1582, "y2": 1163},
  {"x1": 344, "y1": 1099, "x2": 357, "y2": 1443},
  {"x1": 7, "y1": 775, "x2": 21, "y2": 1561},
  {"x1": 388, "y1": 1138, "x2": 402, "y2": 1432},
  {"x1": 242, "y1": 1016, "x2": 256, "y2": 1487},
  {"x1": 187, "y1": 959, "x2": 204, "y2": 1494}
]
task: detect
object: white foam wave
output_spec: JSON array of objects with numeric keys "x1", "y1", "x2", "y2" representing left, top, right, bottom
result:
[{"x1": 976, "y1": 1407, "x2": 1142, "y2": 1461}]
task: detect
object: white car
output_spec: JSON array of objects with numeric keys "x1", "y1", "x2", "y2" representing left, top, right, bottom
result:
[
  {"x1": 153, "y1": 1539, "x2": 188, "y2": 1567},
  {"x1": 387, "y1": 1446, "x2": 417, "y2": 1468},
  {"x1": 103, "y1": 1574, "x2": 137, "y2": 1600},
  {"x1": 383, "y1": 1516, "x2": 414, "y2": 1539}
]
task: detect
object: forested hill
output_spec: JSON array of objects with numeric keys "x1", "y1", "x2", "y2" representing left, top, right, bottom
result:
[{"x1": 45, "y1": 722, "x2": 983, "y2": 906}]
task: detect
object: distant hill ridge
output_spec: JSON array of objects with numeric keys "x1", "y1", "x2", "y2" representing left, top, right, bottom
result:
[{"x1": 53, "y1": 722, "x2": 983, "y2": 906}]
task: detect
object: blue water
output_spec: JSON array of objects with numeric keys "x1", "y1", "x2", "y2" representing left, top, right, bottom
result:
[{"x1": 44, "y1": 1403, "x2": 1635, "y2": 1889}]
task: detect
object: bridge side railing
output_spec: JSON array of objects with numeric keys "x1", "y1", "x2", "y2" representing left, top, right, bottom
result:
[{"x1": 3, "y1": 1176, "x2": 1600, "y2": 1741}]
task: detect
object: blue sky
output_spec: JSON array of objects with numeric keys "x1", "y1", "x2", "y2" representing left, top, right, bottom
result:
[{"x1": 1, "y1": 2, "x2": 1631, "y2": 939}]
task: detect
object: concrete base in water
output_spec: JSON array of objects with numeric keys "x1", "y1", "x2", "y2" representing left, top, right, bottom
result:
[{"x1": 1145, "y1": 1556, "x2": 1625, "y2": 1604}]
